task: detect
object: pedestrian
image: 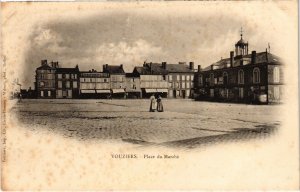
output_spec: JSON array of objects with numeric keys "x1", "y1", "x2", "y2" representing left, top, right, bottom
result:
[
  {"x1": 149, "y1": 94, "x2": 157, "y2": 112},
  {"x1": 156, "y1": 95, "x2": 164, "y2": 112}
]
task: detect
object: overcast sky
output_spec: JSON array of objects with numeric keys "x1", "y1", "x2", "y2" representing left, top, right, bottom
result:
[{"x1": 2, "y1": 2, "x2": 296, "y2": 88}]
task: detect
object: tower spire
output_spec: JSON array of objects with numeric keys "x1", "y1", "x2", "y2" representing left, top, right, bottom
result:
[{"x1": 240, "y1": 27, "x2": 243, "y2": 39}]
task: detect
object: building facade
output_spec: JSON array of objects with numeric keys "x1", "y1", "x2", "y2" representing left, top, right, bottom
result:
[
  {"x1": 194, "y1": 33, "x2": 284, "y2": 104},
  {"x1": 79, "y1": 69, "x2": 110, "y2": 99},
  {"x1": 103, "y1": 64, "x2": 126, "y2": 98},
  {"x1": 35, "y1": 60, "x2": 57, "y2": 98},
  {"x1": 125, "y1": 73, "x2": 142, "y2": 98},
  {"x1": 164, "y1": 62, "x2": 195, "y2": 99},
  {"x1": 133, "y1": 62, "x2": 168, "y2": 98},
  {"x1": 55, "y1": 65, "x2": 80, "y2": 99}
]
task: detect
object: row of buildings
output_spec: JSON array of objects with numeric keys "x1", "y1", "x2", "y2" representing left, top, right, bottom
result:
[
  {"x1": 34, "y1": 32, "x2": 284, "y2": 104},
  {"x1": 35, "y1": 60, "x2": 195, "y2": 99}
]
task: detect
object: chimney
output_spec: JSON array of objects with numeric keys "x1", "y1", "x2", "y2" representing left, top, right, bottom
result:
[
  {"x1": 189, "y1": 62, "x2": 194, "y2": 70},
  {"x1": 240, "y1": 60, "x2": 244, "y2": 66},
  {"x1": 265, "y1": 48, "x2": 269, "y2": 63},
  {"x1": 103, "y1": 64, "x2": 108, "y2": 72},
  {"x1": 230, "y1": 51, "x2": 234, "y2": 67},
  {"x1": 251, "y1": 51, "x2": 256, "y2": 64},
  {"x1": 162, "y1": 62, "x2": 167, "y2": 69},
  {"x1": 211, "y1": 65, "x2": 214, "y2": 70},
  {"x1": 197, "y1": 65, "x2": 202, "y2": 72},
  {"x1": 120, "y1": 64, "x2": 123, "y2": 69},
  {"x1": 41, "y1": 60, "x2": 47, "y2": 66}
]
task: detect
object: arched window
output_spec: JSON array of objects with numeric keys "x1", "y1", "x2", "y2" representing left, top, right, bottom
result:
[
  {"x1": 210, "y1": 73, "x2": 214, "y2": 86},
  {"x1": 223, "y1": 72, "x2": 228, "y2": 85},
  {"x1": 253, "y1": 68, "x2": 260, "y2": 83},
  {"x1": 273, "y1": 67, "x2": 280, "y2": 83},
  {"x1": 238, "y1": 70, "x2": 244, "y2": 84}
]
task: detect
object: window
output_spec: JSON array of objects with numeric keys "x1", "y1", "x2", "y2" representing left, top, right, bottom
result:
[
  {"x1": 182, "y1": 82, "x2": 185, "y2": 88},
  {"x1": 40, "y1": 91, "x2": 44, "y2": 97},
  {"x1": 169, "y1": 75, "x2": 173, "y2": 81},
  {"x1": 198, "y1": 75, "x2": 203, "y2": 86},
  {"x1": 48, "y1": 91, "x2": 51, "y2": 97},
  {"x1": 274, "y1": 87, "x2": 280, "y2": 100},
  {"x1": 57, "y1": 90, "x2": 62, "y2": 98},
  {"x1": 210, "y1": 89, "x2": 214, "y2": 97},
  {"x1": 65, "y1": 74, "x2": 70, "y2": 79},
  {"x1": 273, "y1": 67, "x2": 280, "y2": 83},
  {"x1": 191, "y1": 75, "x2": 194, "y2": 81},
  {"x1": 223, "y1": 72, "x2": 228, "y2": 85},
  {"x1": 253, "y1": 68, "x2": 260, "y2": 83},
  {"x1": 73, "y1": 81, "x2": 77, "y2": 88},
  {"x1": 210, "y1": 73, "x2": 214, "y2": 86},
  {"x1": 186, "y1": 83, "x2": 190, "y2": 89},
  {"x1": 58, "y1": 81, "x2": 62, "y2": 88},
  {"x1": 177, "y1": 75, "x2": 180, "y2": 81},
  {"x1": 238, "y1": 70, "x2": 244, "y2": 84},
  {"x1": 239, "y1": 88, "x2": 244, "y2": 99},
  {"x1": 74, "y1": 74, "x2": 77, "y2": 79},
  {"x1": 67, "y1": 90, "x2": 72, "y2": 98},
  {"x1": 40, "y1": 81, "x2": 45, "y2": 87},
  {"x1": 182, "y1": 75, "x2": 186, "y2": 81},
  {"x1": 66, "y1": 81, "x2": 70, "y2": 88}
]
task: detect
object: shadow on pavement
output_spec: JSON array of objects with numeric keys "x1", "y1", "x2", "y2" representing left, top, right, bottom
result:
[{"x1": 159, "y1": 124, "x2": 278, "y2": 149}]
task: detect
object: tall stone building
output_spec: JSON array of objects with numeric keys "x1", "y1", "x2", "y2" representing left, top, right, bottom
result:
[
  {"x1": 55, "y1": 65, "x2": 80, "y2": 99},
  {"x1": 35, "y1": 60, "x2": 57, "y2": 98}
]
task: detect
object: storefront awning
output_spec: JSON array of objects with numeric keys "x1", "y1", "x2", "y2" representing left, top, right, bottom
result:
[
  {"x1": 112, "y1": 89, "x2": 125, "y2": 93},
  {"x1": 145, "y1": 89, "x2": 168, "y2": 93},
  {"x1": 81, "y1": 90, "x2": 95, "y2": 93},
  {"x1": 126, "y1": 89, "x2": 141, "y2": 93},
  {"x1": 96, "y1": 90, "x2": 110, "y2": 93},
  {"x1": 145, "y1": 89, "x2": 157, "y2": 93},
  {"x1": 156, "y1": 89, "x2": 168, "y2": 92}
]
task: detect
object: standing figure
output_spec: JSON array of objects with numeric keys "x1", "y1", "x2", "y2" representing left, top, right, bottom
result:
[
  {"x1": 149, "y1": 94, "x2": 157, "y2": 112},
  {"x1": 156, "y1": 95, "x2": 164, "y2": 112}
]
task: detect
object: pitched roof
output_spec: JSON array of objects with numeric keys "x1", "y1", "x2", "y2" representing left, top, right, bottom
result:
[
  {"x1": 103, "y1": 65, "x2": 125, "y2": 74},
  {"x1": 56, "y1": 67, "x2": 79, "y2": 73},
  {"x1": 133, "y1": 63, "x2": 168, "y2": 75},
  {"x1": 36, "y1": 64, "x2": 55, "y2": 70},
  {"x1": 202, "y1": 51, "x2": 282, "y2": 71},
  {"x1": 165, "y1": 64, "x2": 194, "y2": 73}
]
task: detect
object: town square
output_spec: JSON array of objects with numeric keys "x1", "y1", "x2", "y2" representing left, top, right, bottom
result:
[{"x1": 11, "y1": 98, "x2": 281, "y2": 148}]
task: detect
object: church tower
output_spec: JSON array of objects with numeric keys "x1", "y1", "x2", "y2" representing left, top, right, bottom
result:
[{"x1": 235, "y1": 28, "x2": 249, "y2": 57}]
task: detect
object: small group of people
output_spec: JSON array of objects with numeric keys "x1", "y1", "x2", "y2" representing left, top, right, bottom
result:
[{"x1": 149, "y1": 94, "x2": 164, "y2": 112}]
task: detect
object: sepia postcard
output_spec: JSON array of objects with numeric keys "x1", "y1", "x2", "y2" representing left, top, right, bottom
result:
[{"x1": 0, "y1": 1, "x2": 299, "y2": 190}]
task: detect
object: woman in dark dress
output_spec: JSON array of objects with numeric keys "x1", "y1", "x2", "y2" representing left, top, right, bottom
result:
[{"x1": 156, "y1": 95, "x2": 164, "y2": 112}]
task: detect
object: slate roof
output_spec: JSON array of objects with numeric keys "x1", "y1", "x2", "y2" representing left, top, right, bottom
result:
[
  {"x1": 202, "y1": 51, "x2": 282, "y2": 71},
  {"x1": 164, "y1": 64, "x2": 194, "y2": 73},
  {"x1": 36, "y1": 64, "x2": 55, "y2": 70},
  {"x1": 56, "y1": 67, "x2": 79, "y2": 73},
  {"x1": 103, "y1": 65, "x2": 125, "y2": 74},
  {"x1": 133, "y1": 63, "x2": 168, "y2": 75},
  {"x1": 133, "y1": 62, "x2": 194, "y2": 75}
]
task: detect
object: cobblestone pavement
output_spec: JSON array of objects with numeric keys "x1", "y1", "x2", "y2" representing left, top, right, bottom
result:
[{"x1": 11, "y1": 99, "x2": 282, "y2": 148}]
